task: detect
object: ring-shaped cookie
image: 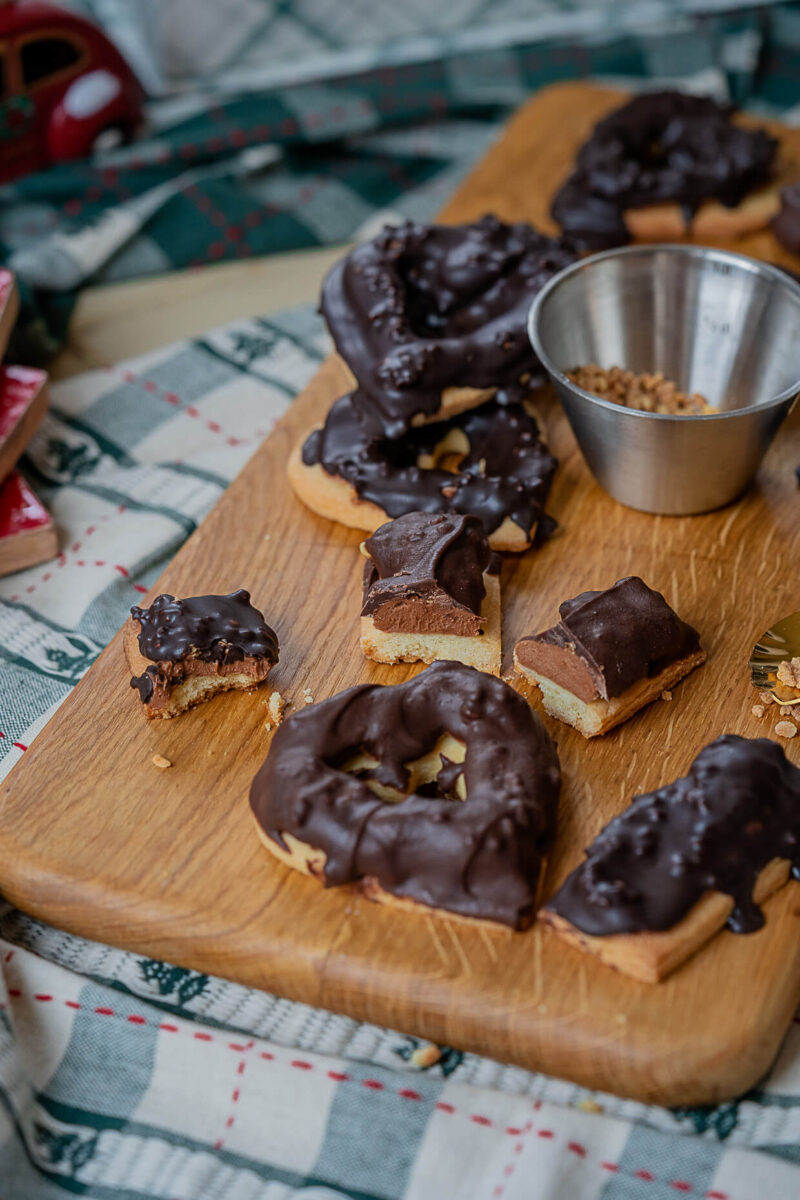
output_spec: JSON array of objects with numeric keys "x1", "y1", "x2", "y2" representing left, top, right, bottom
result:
[
  {"x1": 321, "y1": 215, "x2": 577, "y2": 435},
  {"x1": 289, "y1": 392, "x2": 557, "y2": 552},
  {"x1": 249, "y1": 660, "x2": 561, "y2": 928},
  {"x1": 551, "y1": 91, "x2": 780, "y2": 249}
]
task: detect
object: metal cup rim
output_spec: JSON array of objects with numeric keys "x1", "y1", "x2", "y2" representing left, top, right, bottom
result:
[{"x1": 528, "y1": 242, "x2": 800, "y2": 422}]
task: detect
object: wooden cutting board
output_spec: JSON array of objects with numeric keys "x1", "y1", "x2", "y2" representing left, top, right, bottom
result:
[{"x1": 3, "y1": 83, "x2": 800, "y2": 1106}]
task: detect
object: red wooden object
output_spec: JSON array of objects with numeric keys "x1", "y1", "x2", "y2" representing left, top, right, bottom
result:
[
  {"x1": 0, "y1": 362, "x2": 49, "y2": 482},
  {"x1": 0, "y1": 469, "x2": 57, "y2": 575},
  {"x1": 0, "y1": 1, "x2": 143, "y2": 182}
]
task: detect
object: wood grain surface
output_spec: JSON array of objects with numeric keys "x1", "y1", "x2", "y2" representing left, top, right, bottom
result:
[{"x1": 2, "y1": 83, "x2": 800, "y2": 1105}]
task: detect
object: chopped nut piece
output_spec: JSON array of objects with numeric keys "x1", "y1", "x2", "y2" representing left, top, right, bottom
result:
[
  {"x1": 661, "y1": 690, "x2": 672, "y2": 702},
  {"x1": 760, "y1": 691, "x2": 776, "y2": 705},
  {"x1": 751, "y1": 704, "x2": 765, "y2": 718},
  {"x1": 568, "y1": 363, "x2": 714, "y2": 415},
  {"x1": 302, "y1": 687, "x2": 314, "y2": 705},
  {"x1": 268, "y1": 690, "x2": 285, "y2": 725},
  {"x1": 780, "y1": 705, "x2": 796, "y2": 717},
  {"x1": 152, "y1": 754, "x2": 172, "y2": 769},
  {"x1": 775, "y1": 721, "x2": 797, "y2": 739},
  {"x1": 777, "y1": 657, "x2": 800, "y2": 689}
]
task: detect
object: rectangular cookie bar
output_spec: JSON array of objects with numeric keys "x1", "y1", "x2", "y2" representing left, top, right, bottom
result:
[
  {"x1": 360, "y1": 511, "x2": 501, "y2": 675},
  {"x1": 513, "y1": 575, "x2": 705, "y2": 736}
]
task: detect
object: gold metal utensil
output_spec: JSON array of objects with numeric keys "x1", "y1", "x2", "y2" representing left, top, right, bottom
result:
[{"x1": 749, "y1": 610, "x2": 800, "y2": 704}]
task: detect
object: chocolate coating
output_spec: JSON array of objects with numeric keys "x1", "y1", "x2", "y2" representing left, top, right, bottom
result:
[
  {"x1": 362, "y1": 512, "x2": 492, "y2": 624},
  {"x1": 250, "y1": 660, "x2": 561, "y2": 927},
  {"x1": 551, "y1": 91, "x2": 777, "y2": 249},
  {"x1": 517, "y1": 576, "x2": 701, "y2": 700},
  {"x1": 772, "y1": 182, "x2": 800, "y2": 253},
  {"x1": 320, "y1": 215, "x2": 577, "y2": 435},
  {"x1": 547, "y1": 735, "x2": 800, "y2": 936},
  {"x1": 302, "y1": 391, "x2": 557, "y2": 540},
  {"x1": 130, "y1": 590, "x2": 278, "y2": 699}
]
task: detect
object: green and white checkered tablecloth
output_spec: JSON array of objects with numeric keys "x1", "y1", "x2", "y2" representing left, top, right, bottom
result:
[{"x1": 3, "y1": 2, "x2": 800, "y2": 1196}]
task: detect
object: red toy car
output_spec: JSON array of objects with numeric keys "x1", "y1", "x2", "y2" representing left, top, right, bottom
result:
[{"x1": 0, "y1": 0, "x2": 143, "y2": 182}]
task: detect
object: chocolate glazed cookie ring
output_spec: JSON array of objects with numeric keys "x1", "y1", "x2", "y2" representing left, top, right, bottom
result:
[
  {"x1": 321, "y1": 215, "x2": 577, "y2": 436},
  {"x1": 249, "y1": 661, "x2": 561, "y2": 928},
  {"x1": 289, "y1": 393, "x2": 558, "y2": 552}
]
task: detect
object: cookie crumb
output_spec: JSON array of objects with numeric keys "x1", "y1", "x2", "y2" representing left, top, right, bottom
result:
[
  {"x1": 303, "y1": 687, "x2": 314, "y2": 705},
  {"x1": 775, "y1": 721, "x2": 797, "y2": 739},
  {"x1": 152, "y1": 754, "x2": 172, "y2": 769},
  {"x1": 264, "y1": 721, "x2": 272, "y2": 732},
  {"x1": 751, "y1": 704, "x2": 765, "y2": 718},
  {"x1": 409, "y1": 1043, "x2": 441, "y2": 1069},
  {"x1": 777, "y1": 657, "x2": 800, "y2": 689},
  {"x1": 661, "y1": 690, "x2": 672, "y2": 702},
  {"x1": 577, "y1": 1098, "x2": 604, "y2": 1113},
  {"x1": 268, "y1": 690, "x2": 285, "y2": 725}
]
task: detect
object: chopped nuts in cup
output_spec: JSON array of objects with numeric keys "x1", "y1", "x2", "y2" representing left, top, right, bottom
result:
[{"x1": 568, "y1": 364, "x2": 714, "y2": 416}]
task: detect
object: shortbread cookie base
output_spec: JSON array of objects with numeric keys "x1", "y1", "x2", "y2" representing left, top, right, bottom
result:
[
  {"x1": 540, "y1": 856, "x2": 791, "y2": 983},
  {"x1": 411, "y1": 383, "x2": 496, "y2": 427},
  {"x1": 255, "y1": 824, "x2": 535, "y2": 929},
  {"x1": 360, "y1": 574, "x2": 501, "y2": 674},
  {"x1": 288, "y1": 443, "x2": 533, "y2": 552},
  {"x1": 124, "y1": 620, "x2": 273, "y2": 720},
  {"x1": 625, "y1": 180, "x2": 782, "y2": 243},
  {"x1": 513, "y1": 648, "x2": 706, "y2": 737}
]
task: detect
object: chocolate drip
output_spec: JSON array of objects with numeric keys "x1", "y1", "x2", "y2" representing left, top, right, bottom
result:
[
  {"x1": 131, "y1": 590, "x2": 279, "y2": 666},
  {"x1": 302, "y1": 390, "x2": 557, "y2": 539},
  {"x1": 518, "y1": 576, "x2": 701, "y2": 699},
  {"x1": 551, "y1": 91, "x2": 777, "y2": 250},
  {"x1": 772, "y1": 182, "x2": 800, "y2": 254},
  {"x1": 362, "y1": 512, "x2": 491, "y2": 622},
  {"x1": 320, "y1": 215, "x2": 576, "y2": 435},
  {"x1": 249, "y1": 660, "x2": 561, "y2": 928},
  {"x1": 548, "y1": 735, "x2": 800, "y2": 936}
]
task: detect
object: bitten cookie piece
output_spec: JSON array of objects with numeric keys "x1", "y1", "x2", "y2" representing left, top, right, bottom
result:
[
  {"x1": 513, "y1": 576, "x2": 705, "y2": 737},
  {"x1": 127, "y1": 589, "x2": 278, "y2": 719},
  {"x1": 540, "y1": 735, "x2": 800, "y2": 982},
  {"x1": 360, "y1": 511, "x2": 501, "y2": 675}
]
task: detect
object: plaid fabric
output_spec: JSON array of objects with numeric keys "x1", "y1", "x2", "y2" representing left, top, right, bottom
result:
[
  {"x1": 2, "y1": 304, "x2": 800, "y2": 1196},
  {"x1": 4, "y1": 0, "x2": 800, "y2": 359}
]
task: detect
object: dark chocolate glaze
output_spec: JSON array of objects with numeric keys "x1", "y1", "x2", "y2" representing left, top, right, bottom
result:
[
  {"x1": 302, "y1": 390, "x2": 557, "y2": 540},
  {"x1": 547, "y1": 735, "x2": 800, "y2": 936},
  {"x1": 551, "y1": 91, "x2": 777, "y2": 250},
  {"x1": 361, "y1": 512, "x2": 491, "y2": 619},
  {"x1": 130, "y1": 589, "x2": 278, "y2": 679},
  {"x1": 519, "y1": 576, "x2": 701, "y2": 699},
  {"x1": 320, "y1": 215, "x2": 577, "y2": 435},
  {"x1": 249, "y1": 660, "x2": 561, "y2": 927},
  {"x1": 772, "y1": 182, "x2": 800, "y2": 254}
]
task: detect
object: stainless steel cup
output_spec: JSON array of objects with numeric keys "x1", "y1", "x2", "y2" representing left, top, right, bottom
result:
[{"x1": 528, "y1": 244, "x2": 800, "y2": 515}]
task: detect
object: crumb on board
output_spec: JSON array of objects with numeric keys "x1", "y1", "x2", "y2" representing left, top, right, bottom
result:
[
  {"x1": 268, "y1": 690, "x2": 285, "y2": 725},
  {"x1": 303, "y1": 687, "x2": 314, "y2": 705},
  {"x1": 775, "y1": 721, "x2": 797, "y2": 739},
  {"x1": 152, "y1": 754, "x2": 172, "y2": 769},
  {"x1": 777, "y1": 657, "x2": 800, "y2": 689},
  {"x1": 264, "y1": 721, "x2": 272, "y2": 732},
  {"x1": 661, "y1": 690, "x2": 672, "y2": 702},
  {"x1": 752, "y1": 704, "x2": 766, "y2": 718}
]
